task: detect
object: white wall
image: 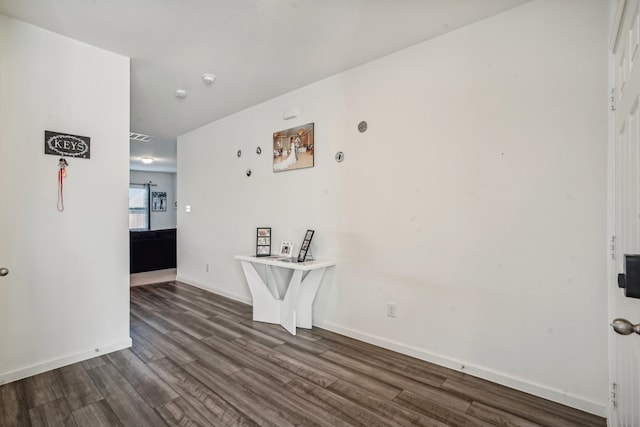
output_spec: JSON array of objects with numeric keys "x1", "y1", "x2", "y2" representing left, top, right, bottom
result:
[
  {"x1": 0, "y1": 16, "x2": 131, "y2": 384},
  {"x1": 178, "y1": 0, "x2": 608, "y2": 415},
  {"x1": 130, "y1": 170, "x2": 177, "y2": 230}
]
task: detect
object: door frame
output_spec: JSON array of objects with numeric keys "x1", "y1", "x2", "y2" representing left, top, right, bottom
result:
[
  {"x1": 608, "y1": 1, "x2": 634, "y2": 425},
  {"x1": 607, "y1": 1, "x2": 622, "y2": 423}
]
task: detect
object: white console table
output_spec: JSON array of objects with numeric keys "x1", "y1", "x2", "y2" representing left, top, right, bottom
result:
[{"x1": 234, "y1": 255, "x2": 336, "y2": 335}]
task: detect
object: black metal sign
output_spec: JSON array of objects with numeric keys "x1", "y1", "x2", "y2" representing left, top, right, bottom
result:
[{"x1": 44, "y1": 130, "x2": 90, "y2": 159}]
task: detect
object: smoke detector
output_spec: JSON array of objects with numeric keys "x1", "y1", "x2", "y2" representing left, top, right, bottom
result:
[{"x1": 175, "y1": 89, "x2": 187, "y2": 99}]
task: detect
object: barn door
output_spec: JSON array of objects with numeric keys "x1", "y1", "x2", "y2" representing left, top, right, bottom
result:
[{"x1": 610, "y1": 0, "x2": 640, "y2": 425}]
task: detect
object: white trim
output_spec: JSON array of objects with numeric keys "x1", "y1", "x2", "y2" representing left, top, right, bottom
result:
[
  {"x1": 608, "y1": 1, "x2": 622, "y2": 425},
  {"x1": 0, "y1": 337, "x2": 132, "y2": 386},
  {"x1": 610, "y1": 0, "x2": 627, "y2": 53},
  {"x1": 313, "y1": 320, "x2": 607, "y2": 418},
  {"x1": 176, "y1": 275, "x2": 253, "y2": 305},
  {"x1": 607, "y1": 25, "x2": 618, "y2": 427}
]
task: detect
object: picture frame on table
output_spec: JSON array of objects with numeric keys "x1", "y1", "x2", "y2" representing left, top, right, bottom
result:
[
  {"x1": 279, "y1": 241, "x2": 294, "y2": 257},
  {"x1": 297, "y1": 229, "x2": 314, "y2": 262},
  {"x1": 256, "y1": 227, "x2": 271, "y2": 257}
]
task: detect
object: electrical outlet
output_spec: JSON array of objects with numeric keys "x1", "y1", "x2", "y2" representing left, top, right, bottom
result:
[
  {"x1": 205, "y1": 263, "x2": 209, "y2": 272},
  {"x1": 387, "y1": 303, "x2": 397, "y2": 318}
]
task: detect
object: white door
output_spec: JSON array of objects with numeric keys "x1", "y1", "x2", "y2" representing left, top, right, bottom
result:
[
  {"x1": 0, "y1": 32, "x2": 23, "y2": 376},
  {"x1": 610, "y1": 0, "x2": 640, "y2": 425},
  {"x1": 0, "y1": 23, "x2": 13, "y2": 374},
  {"x1": 0, "y1": 134, "x2": 13, "y2": 376},
  {"x1": 0, "y1": 160, "x2": 9, "y2": 294}
]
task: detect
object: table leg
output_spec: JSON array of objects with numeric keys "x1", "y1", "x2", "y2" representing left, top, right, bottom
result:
[
  {"x1": 280, "y1": 269, "x2": 303, "y2": 335},
  {"x1": 238, "y1": 260, "x2": 329, "y2": 335},
  {"x1": 296, "y1": 268, "x2": 326, "y2": 329},
  {"x1": 239, "y1": 260, "x2": 280, "y2": 324},
  {"x1": 265, "y1": 265, "x2": 280, "y2": 299}
]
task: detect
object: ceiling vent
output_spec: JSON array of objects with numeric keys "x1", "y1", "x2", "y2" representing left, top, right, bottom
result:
[{"x1": 130, "y1": 132, "x2": 153, "y2": 143}]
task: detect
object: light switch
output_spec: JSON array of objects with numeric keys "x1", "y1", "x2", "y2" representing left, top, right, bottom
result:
[{"x1": 185, "y1": 205, "x2": 192, "y2": 213}]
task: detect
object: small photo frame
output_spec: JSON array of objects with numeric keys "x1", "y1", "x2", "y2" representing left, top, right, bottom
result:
[
  {"x1": 297, "y1": 229, "x2": 314, "y2": 262},
  {"x1": 279, "y1": 241, "x2": 294, "y2": 257},
  {"x1": 256, "y1": 227, "x2": 271, "y2": 257}
]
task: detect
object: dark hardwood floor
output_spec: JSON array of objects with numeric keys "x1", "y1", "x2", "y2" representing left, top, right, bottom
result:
[{"x1": 0, "y1": 281, "x2": 606, "y2": 426}]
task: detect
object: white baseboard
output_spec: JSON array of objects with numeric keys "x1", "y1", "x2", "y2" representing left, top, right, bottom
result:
[
  {"x1": 0, "y1": 337, "x2": 132, "y2": 386},
  {"x1": 176, "y1": 275, "x2": 252, "y2": 305},
  {"x1": 314, "y1": 320, "x2": 607, "y2": 418}
]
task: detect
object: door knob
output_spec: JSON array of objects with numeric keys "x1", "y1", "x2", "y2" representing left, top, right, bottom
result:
[
  {"x1": 611, "y1": 318, "x2": 640, "y2": 335},
  {"x1": 0, "y1": 268, "x2": 8, "y2": 277}
]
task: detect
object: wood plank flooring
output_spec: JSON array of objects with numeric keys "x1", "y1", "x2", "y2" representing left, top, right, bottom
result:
[{"x1": 0, "y1": 281, "x2": 606, "y2": 426}]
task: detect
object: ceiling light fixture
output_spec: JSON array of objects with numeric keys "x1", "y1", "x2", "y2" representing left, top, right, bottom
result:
[
  {"x1": 141, "y1": 157, "x2": 154, "y2": 164},
  {"x1": 202, "y1": 73, "x2": 216, "y2": 84},
  {"x1": 175, "y1": 89, "x2": 187, "y2": 99}
]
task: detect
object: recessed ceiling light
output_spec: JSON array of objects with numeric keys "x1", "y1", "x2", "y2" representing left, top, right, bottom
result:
[
  {"x1": 175, "y1": 89, "x2": 187, "y2": 99},
  {"x1": 141, "y1": 157, "x2": 154, "y2": 164},
  {"x1": 202, "y1": 73, "x2": 216, "y2": 84}
]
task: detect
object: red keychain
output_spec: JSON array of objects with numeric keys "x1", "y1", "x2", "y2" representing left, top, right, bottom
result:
[{"x1": 57, "y1": 158, "x2": 68, "y2": 212}]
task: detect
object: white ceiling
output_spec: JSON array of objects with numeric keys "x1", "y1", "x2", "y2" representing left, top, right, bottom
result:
[{"x1": 0, "y1": 0, "x2": 531, "y2": 173}]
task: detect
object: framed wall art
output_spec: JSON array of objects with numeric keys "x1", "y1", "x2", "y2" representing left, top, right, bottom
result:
[
  {"x1": 273, "y1": 122, "x2": 314, "y2": 172},
  {"x1": 256, "y1": 227, "x2": 271, "y2": 257},
  {"x1": 152, "y1": 192, "x2": 167, "y2": 212}
]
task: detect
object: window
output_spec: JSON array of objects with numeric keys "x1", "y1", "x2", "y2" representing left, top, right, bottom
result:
[{"x1": 129, "y1": 184, "x2": 149, "y2": 230}]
